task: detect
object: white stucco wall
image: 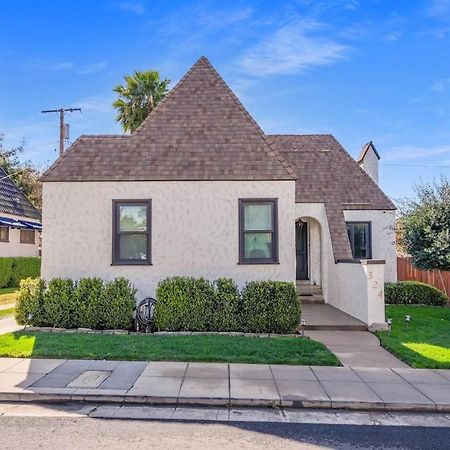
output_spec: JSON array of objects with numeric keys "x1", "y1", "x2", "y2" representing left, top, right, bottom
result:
[
  {"x1": 42, "y1": 181, "x2": 296, "y2": 299},
  {"x1": 337, "y1": 261, "x2": 385, "y2": 326},
  {"x1": 343, "y1": 209, "x2": 397, "y2": 282},
  {"x1": 0, "y1": 213, "x2": 40, "y2": 257}
]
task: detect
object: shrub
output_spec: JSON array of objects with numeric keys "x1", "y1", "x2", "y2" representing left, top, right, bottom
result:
[
  {"x1": 15, "y1": 276, "x2": 136, "y2": 330},
  {"x1": 0, "y1": 257, "x2": 40, "y2": 288},
  {"x1": 94, "y1": 278, "x2": 136, "y2": 330},
  {"x1": 43, "y1": 278, "x2": 78, "y2": 328},
  {"x1": 240, "y1": 281, "x2": 300, "y2": 334},
  {"x1": 15, "y1": 277, "x2": 47, "y2": 326},
  {"x1": 0, "y1": 258, "x2": 13, "y2": 288},
  {"x1": 9, "y1": 257, "x2": 41, "y2": 287},
  {"x1": 211, "y1": 278, "x2": 240, "y2": 331},
  {"x1": 154, "y1": 277, "x2": 215, "y2": 331},
  {"x1": 385, "y1": 281, "x2": 448, "y2": 306},
  {"x1": 73, "y1": 277, "x2": 105, "y2": 329},
  {"x1": 154, "y1": 277, "x2": 300, "y2": 334}
]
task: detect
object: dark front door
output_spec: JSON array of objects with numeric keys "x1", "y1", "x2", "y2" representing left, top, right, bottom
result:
[{"x1": 296, "y1": 221, "x2": 308, "y2": 280}]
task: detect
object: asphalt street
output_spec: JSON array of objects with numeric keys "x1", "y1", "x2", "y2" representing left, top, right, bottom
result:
[{"x1": 0, "y1": 403, "x2": 449, "y2": 449}]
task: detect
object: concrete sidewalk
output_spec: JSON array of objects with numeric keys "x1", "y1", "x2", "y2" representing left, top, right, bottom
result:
[{"x1": 0, "y1": 358, "x2": 449, "y2": 412}]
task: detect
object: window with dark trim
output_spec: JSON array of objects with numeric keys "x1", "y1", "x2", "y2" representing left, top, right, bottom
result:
[
  {"x1": 346, "y1": 222, "x2": 371, "y2": 259},
  {"x1": 239, "y1": 199, "x2": 278, "y2": 264},
  {"x1": 20, "y1": 229, "x2": 35, "y2": 244},
  {"x1": 112, "y1": 200, "x2": 152, "y2": 265},
  {"x1": 0, "y1": 227, "x2": 9, "y2": 242}
]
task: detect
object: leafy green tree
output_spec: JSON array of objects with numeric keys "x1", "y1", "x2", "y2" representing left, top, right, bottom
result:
[
  {"x1": 0, "y1": 135, "x2": 42, "y2": 209},
  {"x1": 399, "y1": 177, "x2": 450, "y2": 274},
  {"x1": 113, "y1": 70, "x2": 170, "y2": 132}
]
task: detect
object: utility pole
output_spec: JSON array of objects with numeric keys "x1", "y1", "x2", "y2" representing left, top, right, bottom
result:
[{"x1": 41, "y1": 108, "x2": 82, "y2": 156}]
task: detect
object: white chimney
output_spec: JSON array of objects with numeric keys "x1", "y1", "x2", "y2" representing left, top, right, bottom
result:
[{"x1": 357, "y1": 141, "x2": 380, "y2": 184}]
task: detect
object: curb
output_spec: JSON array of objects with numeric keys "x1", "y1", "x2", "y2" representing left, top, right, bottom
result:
[{"x1": 2, "y1": 392, "x2": 448, "y2": 413}]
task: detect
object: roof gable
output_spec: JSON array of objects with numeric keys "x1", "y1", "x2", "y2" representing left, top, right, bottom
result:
[
  {"x1": 0, "y1": 167, "x2": 41, "y2": 220},
  {"x1": 267, "y1": 134, "x2": 395, "y2": 261},
  {"x1": 42, "y1": 57, "x2": 294, "y2": 182}
]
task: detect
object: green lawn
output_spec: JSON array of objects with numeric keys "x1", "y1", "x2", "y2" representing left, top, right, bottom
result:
[
  {"x1": 0, "y1": 307, "x2": 15, "y2": 320},
  {"x1": 377, "y1": 305, "x2": 450, "y2": 369},
  {"x1": 0, "y1": 288, "x2": 18, "y2": 306},
  {"x1": 0, "y1": 331, "x2": 340, "y2": 366}
]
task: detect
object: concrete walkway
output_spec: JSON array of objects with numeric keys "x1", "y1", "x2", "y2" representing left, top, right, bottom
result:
[
  {"x1": 306, "y1": 330, "x2": 408, "y2": 368},
  {"x1": 0, "y1": 317, "x2": 22, "y2": 336},
  {"x1": 302, "y1": 304, "x2": 367, "y2": 331},
  {"x1": 0, "y1": 358, "x2": 449, "y2": 412}
]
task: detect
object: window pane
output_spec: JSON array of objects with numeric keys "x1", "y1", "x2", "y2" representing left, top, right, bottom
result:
[
  {"x1": 244, "y1": 204, "x2": 272, "y2": 231},
  {"x1": 0, "y1": 227, "x2": 8, "y2": 241},
  {"x1": 353, "y1": 224, "x2": 368, "y2": 258},
  {"x1": 244, "y1": 232, "x2": 272, "y2": 259},
  {"x1": 20, "y1": 230, "x2": 35, "y2": 244},
  {"x1": 119, "y1": 205, "x2": 147, "y2": 232},
  {"x1": 119, "y1": 234, "x2": 147, "y2": 260}
]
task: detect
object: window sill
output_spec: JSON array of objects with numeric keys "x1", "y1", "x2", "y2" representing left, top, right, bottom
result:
[
  {"x1": 238, "y1": 260, "x2": 280, "y2": 265},
  {"x1": 111, "y1": 261, "x2": 153, "y2": 266}
]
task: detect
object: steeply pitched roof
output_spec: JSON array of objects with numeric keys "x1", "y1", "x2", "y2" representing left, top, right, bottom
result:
[
  {"x1": 0, "y1": 167, "x2": 41, "y2": 220},
  {"x1": 267, "y1": 134, "x2": 395, "y2": 261},
  {"x1": 42, "y1": 57, "x2": 294, "y2": 182},
  {"x1": 357, "y1": 141, "x2": 380, "y2": 163}
]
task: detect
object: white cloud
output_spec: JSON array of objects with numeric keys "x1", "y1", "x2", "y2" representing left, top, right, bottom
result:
[
  {"x1": 428, "y1": 0, "x2": 450, "y2": 19},
  {"x1": 384, "y1": 31, "x2": 402, "y2": 41},
  {"x1": 28, "y1": 59, "x2": 74, "y2": 71},
  {"x1": 237, "y1": 20, "x2": 350, "y2": 76},
  {"x1": 118, "y1": 2, "x2": 145, "y2": 15},
  {"x1": 76, "y1": 61, "x2": 108, "y2": 75},
  {"x1": 384, "y1": 145, "x2": 450, "y2": 162},
  {"x1": 431, "y1": 78, "x2": 450, "y2": 93},
  {"x1": 73, "y1": 95, "x2": 115, "y2": 114},
  {"x1": 27, "y1": 59, "x2": 107, "y2": 75}
]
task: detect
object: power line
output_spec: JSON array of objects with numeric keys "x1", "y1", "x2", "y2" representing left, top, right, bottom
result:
[{"x1": 381, "y1": 163, "x2": 450, "y2": 169}]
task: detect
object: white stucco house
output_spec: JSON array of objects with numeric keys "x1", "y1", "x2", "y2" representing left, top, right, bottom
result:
[
  {"x1": 0, "y1": 167, "x2": 42, "y2": 257},
  {"x1": 41, "y1": 57, "x2": 396, "y2": 328}
]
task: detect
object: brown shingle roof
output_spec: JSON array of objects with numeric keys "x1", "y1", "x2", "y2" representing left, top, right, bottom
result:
[
  {"x1": 42, "y1": 57, "x2": 294, "y2": 182},
  {"x1": 267, "y1": 134, "x2": 396, "y2": 260}
]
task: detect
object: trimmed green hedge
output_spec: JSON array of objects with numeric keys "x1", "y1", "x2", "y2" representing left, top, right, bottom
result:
[
  {"x1": 15, "y1": 278, "x2": 47, "y2": 326},
  {"x1": 15, "y1": 277, "x2": 136, "y2": 330},
  {"x1": 0, "y1": 257, "x2": 41, "y2": 288},
  {"x1": 241, "y1": 281, "x2": 300, "y2": 334},
  {"x1": 154, "y1": 277, "x2": 300, "y2": 334},
  {"x1": 385, "y1": 281, "x2": 448, "y2": 306}
]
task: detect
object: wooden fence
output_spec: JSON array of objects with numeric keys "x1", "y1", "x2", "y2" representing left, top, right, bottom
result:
[{"x1": 397, "y1": 257, "x2": 450, "y2": 296}]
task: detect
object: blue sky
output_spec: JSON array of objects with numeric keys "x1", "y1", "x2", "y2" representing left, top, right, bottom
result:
[{"x1": 1, "y1": 0, "x2": 450, "y2": 202}]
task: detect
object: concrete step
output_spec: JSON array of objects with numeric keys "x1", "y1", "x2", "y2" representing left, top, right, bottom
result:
[
  {"x1": 304, "y1": 323, "x2": 367, "y2": 331},
  {"x1": 296, "y1": 285, "x2": 323, "y2": 293},
  {"x1": 300, "y1": 296, "x2": 324, "y2": 304}
]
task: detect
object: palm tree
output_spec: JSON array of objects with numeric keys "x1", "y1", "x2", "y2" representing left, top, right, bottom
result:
[{"x1": 113, "y1": 70, "x2": 170, "y2": 132}]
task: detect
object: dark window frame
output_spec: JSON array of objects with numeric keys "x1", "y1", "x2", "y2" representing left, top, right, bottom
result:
[
  {"x1": 346, "y1": 221, "x2": 372, "y2": 260},
  {"x1": 112, "y1": 199, "x2": 152, "y2": 266},
  {"x1": 20, "y1": 229, "x2": 35, "y2": 244},
  {"x1": 0, "y1": 227, "x2": 9, "y2": 243},
  {"x1": 238, "y1": 198, "x2": 279, "y2": 264}
]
